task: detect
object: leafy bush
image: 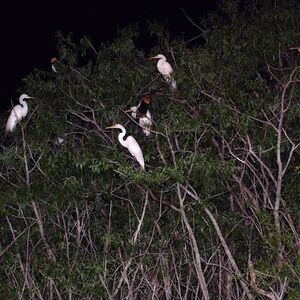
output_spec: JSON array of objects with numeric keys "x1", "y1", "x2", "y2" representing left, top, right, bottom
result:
[{"x1": 1, "y1": 1, "x2": 300, "y2": 298}]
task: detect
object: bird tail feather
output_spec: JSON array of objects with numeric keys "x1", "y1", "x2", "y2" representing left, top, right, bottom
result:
[
  {"x1": 163, "y1": 74, "x2": 177, "y2": 91},
  {"x1": 171, "y1": 78, "x2": 177, "y2": 91}
]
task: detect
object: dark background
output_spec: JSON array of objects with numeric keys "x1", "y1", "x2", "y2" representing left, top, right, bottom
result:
[{"x1": 0, "y1": 0, "x2": 217, "y2": 112}]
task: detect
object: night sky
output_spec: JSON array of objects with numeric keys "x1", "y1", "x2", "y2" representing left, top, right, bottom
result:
[{"x1": 0, "y1": 0, "x2": 217, "y2": 112}]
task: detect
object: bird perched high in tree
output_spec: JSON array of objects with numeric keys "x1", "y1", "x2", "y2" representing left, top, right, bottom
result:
[
  {"x1": 50, "y1": 57, "x2": 58, "y2": 73},
  {"x1": 106, "y1": 124, "x2": 145, "y2": 171},
  {"x1": 126, "y1": 95, "x2": 152, "y2": 137},
  {"x1": 150, "y1": 54, "x2": 177, "y2": 91},
  {"x1": 5, "y1": 94, "x2": 34, "y2": 135}
]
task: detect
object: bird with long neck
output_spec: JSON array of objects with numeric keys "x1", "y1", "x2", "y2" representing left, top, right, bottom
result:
[
  {"x1": 106, "y1": 124, "x2": 145, "y2": 170},
  {"x1": 149, "y1": 54, "x2": 177, "y2": 91},
  {"x1": 126, "y1": 95, "x2": 152, "y2": 137},
  {"x1": 5, "y1": 94, "x2": 34, "y2": 135}
]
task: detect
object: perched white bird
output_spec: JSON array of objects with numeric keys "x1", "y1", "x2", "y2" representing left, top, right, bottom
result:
[
  {"x1": 57, "y1": 137, "x2": 64, "y2": 144},
  {"x1": 5, "y1": 94, "x2": 34, "y2": 135},
  {"x1": 50, "y1": 57, "x2": 58, "y2": 73},
  {"x1": 106, "y1": 124, "x2": 145, "y2": 171},
  {"x1": 150, "y1": 54, "x2": 177, "y2": 90},
  {"x1": 126, "y1": 95, "x2": 152, "y2": 137}
]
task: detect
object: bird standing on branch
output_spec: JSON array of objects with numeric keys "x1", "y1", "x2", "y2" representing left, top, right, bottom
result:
[
  {"x1": 106, "y1": 124, "x2": 145, "y2": 171},
  {"x1": 126, "y1": 95, "x2": 152, "y2": 137},
  {"x1": 5, "y1": 94, "x2": 34, "y2": 135},
  {"x1": 50, "y1": 57, "x2": 58, "y2": 73},
  {"x1": 150, "y1": 54, "x2": 177, "y2": 91}
]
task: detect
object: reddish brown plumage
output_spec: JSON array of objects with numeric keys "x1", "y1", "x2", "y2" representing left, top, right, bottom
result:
[{"x1": 142, "y1": 95, "x2": 150, "y2": 104}]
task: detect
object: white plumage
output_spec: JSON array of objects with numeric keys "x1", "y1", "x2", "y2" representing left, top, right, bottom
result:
[
  {"x1": 128, "y1": 106, "x2": 152, "y2": 137},
  {"x1": 5, "y1": 94, "x2": 34, "y2": 134},
  {"x1": 50, "y1": 57, "x2": 58, "y2": 73},
  {"x1": 106, "y1": 124, "x2": 145, "y2": 170},
  {"x1": 150, "y1": 54, "x2": 177, "y2": 90},
  {"x1": 51, "y1": 64, "x2": 58, "y2": 73}
]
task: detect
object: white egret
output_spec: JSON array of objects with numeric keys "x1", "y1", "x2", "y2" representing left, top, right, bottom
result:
[
  {"x1": 50, "y1": 57, "x2": 58, "y2": 73},
  {"x1": 126, "y1": 95, "x2": 152, "y2": 137},
  {"x1": 106, "y1": 124, "x2": 145, "y2": 171},
  {"x1": 150, "y1": 54, "x2": 177, "y2": 90},
  {"x1": 5, "y1": 94, "x2": 34, "y2": 135}
]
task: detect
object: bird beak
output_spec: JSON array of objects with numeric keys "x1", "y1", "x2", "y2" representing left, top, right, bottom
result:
[
  {"x1": 124, "y1": 109, "x2": 132, "y2": 113},
  {"x1": 149, "y1": 56, "x2": 158, "y2": 60},
  {"x1": 27, "y1": 97, "x2": 34, "y2": 100},
  {"x1": 106, "y1": 125, "x2": 116, "y2": 129}
]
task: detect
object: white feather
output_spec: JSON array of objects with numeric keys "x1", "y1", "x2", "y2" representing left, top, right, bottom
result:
[
  {"x1": 139, "y1": 110, "x2": 152, "y2": 137},
  {"x1": 151, "y1": 54, "x2": 177, "y2": 90},
  {"x1": 5, "y1": 94, "x2": 33, "y2": 134},
  {"x1": 129, "y1": 105, "x2": 152, "y2": 136},
  {"x1": 130, "y1": 106, "x2": 138, "y2": 119},
  {"x1": 51, "y1": 64, "x2": 58, "y2": 73},
  {"x1": 107, "y1": 124, "x2": 145, "y2": 170},
  {"x1": 126, "y1": 136, "x2": 145, "y2": 169},
  {"x1": 156, "y1": 55, "x2": 173, "y2": 80}
]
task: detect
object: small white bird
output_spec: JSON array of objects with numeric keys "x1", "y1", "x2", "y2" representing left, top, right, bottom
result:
[
  {"x1": 5, "y1": 94, "x2": 34, "y2": 135},
  {"x1": 106, "y1": 124, "x2": 145, "y2": 171},
  {"x1": 150, "y1": 54, "x2": 177, "y2": 90},
  {"x1": 50, "y1": 57, "x2": 58, "y2": 73},
  {"x1": 126, "y1": 95, "x2": 152, "y2": 137},
  {"x1": 57, "y1": 137, "x2": 64, "y2": 144}
]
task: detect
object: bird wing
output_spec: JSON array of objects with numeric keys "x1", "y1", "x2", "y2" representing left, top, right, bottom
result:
[
  {"x1": 140, "y1": 119, "x2": 151, "y2": 137},
  {"x1": 127, "y1": 136, "x2": 145, "y2": 169},
  {"x1": 140, "y1": 114, "x2": 152, "y2": 127},
  {"x1": 139, "y1": 111, "x2": 152, "y2": 136},
  {"x1": 5, "y1": 105, "x2": 24, "y2": 132},
  {"x1": 129, "y1": 106, "x2": 138, "y2": 119},
  {"x1": 11, "y1": 105, "x2": 25, "y2": 119},
  {"x1": 146, "y1": 110, "x2": 152, "y2": 121},
  {"x1": 51, "y1": 64, "x2": 58, "y2": 73},
  {"x1": 158, "y1": 61, "x2": 173, "y2": 76}
]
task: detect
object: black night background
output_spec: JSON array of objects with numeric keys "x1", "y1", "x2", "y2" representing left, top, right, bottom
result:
[
  {"x1": 0, "y1": 0, "x2": 216, "y2": 111},
  {"x1": 1, "y1": 1, "x2": 300, "y2": 298}
]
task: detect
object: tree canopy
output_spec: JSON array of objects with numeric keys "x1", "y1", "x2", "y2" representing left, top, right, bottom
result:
[{"x1": 1, "y1": 1, "x2": 300, "y2": 298}]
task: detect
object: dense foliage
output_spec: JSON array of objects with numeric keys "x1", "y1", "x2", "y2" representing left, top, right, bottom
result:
[{"x1": 1, "y1": 1, "x2": 300, "y2": 298}]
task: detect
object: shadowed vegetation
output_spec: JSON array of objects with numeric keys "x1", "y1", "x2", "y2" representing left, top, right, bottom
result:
[{"x1": 1, "y1": 1, "x2": 300, "y2": 299}]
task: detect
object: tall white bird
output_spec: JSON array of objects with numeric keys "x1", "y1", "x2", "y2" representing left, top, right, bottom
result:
[
  {"x1": 126, "y1": 95, "x2": 152, "y2": 137},
  {"x1": 106, "y1": 124, "x2": 145, "y2": 171},
  {"x1": 5, "y1": 94, "x2": 34, "y2": 135},
  {"x1": 150, "y1": 54, "x2": 177, "y2": 90}
]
